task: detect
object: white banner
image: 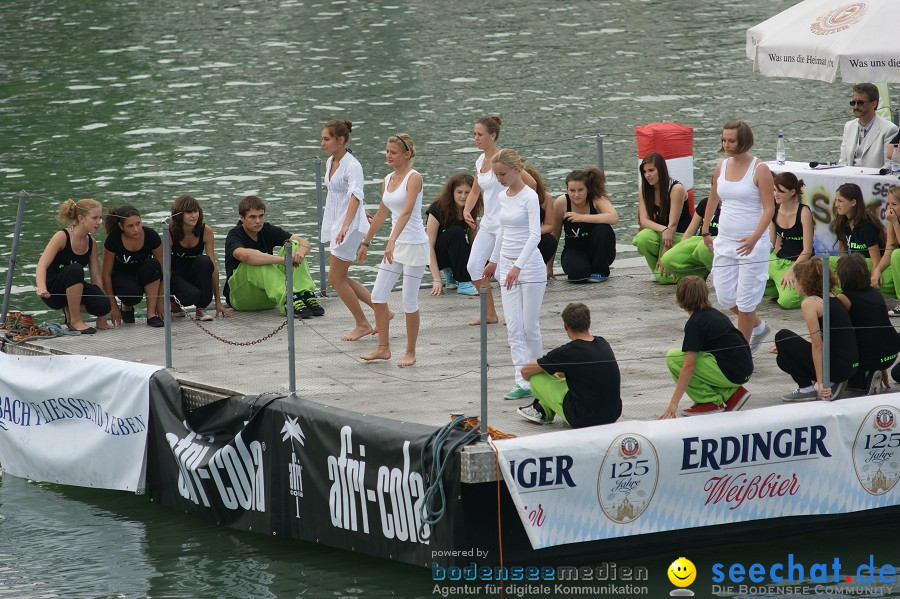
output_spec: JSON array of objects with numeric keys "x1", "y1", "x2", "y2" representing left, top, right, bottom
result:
[
  {"x1": 494, "y1": 394, "x2": 900, "y2": 550},
  {"x1": 0, "y1": 352, "x2": 161, "y2": 492}
]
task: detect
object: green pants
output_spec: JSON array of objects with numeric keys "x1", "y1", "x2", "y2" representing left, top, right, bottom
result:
[
  {"x1": 528, "y1": 372, "x2": 570, "y2": 425},
  {"x1": 632, "y1": 228, "x2": 683, "y2": 284},
  {"x1": 227, "y1": 244, "x2": 315, "y2": 313},
  {"x1": 768, "y1": 255, "x2": 802, "y2": 309},
  {"x1": 666, "y1": 349, "x2": 740, "y2": 406},
  {"x1": 659, "y1": 236, "x2": 712, "y2": 281}
]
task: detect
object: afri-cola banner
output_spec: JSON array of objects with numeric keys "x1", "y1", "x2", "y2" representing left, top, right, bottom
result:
[
  {"x1": 0, "y1": 352, "x2": 165, "y2": 492},
  {"x1": 494, "y1": 394, "x2": 900, "y2": 549},
  {"x1": 146, "y1": 390, "x2": 467, "y2": 566}
]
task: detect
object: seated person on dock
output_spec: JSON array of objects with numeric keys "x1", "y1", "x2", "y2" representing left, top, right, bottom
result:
[
  {"x1": 659, "y1": 194, "x2": 719, "y2": 282},
  {"x1": 517, "y1": 303, "x2": 622, "y2": 428},
  {"x1": 223, "y1": 195, "x2": 322, "y2": 318},
  {"x1": 766, "y1": 172, "x2": 813, "y2": 310},
  {"x1": 838, "y1": 83, "x2": 898, "y2": 170},
  {"x1": 426, "y1": 173, "x2": 481, "y2": 296},
  {"x1": 660, "y1": 276, "x2": 752, "y2": 418}
]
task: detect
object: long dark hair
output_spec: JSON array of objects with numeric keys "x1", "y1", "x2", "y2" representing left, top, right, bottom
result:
[
  {"x1": 565, "y1": 168, "x2": 607, "y2": 202},
  {"x1": 639, "y1": 152, "x2": 673, "y2": 224},
  {"x1": 524, "y1": 165, "x2": 550, "y2": 214},
  {"x1": 428, "y1": 172, "x2": 481, "y2": 229},
  {"x1": 169, "y1": 195, "x2": 204, "y2": 244},
  {"x1": 831, "y1": 183, "x2": 885, "y2": 253},
  {"x1": 104, "y1": 205, "x2": 140, "y2": 235}
]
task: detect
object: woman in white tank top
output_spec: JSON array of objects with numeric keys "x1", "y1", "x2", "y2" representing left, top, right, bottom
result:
[
  {"x1": 357, "y1": 133, "x2": 428, "y2": 367},
  {"x1": 702, "y1": 120, "x2": 775, "y2": 352}
]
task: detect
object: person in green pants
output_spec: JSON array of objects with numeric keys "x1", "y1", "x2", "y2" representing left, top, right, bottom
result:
[
  {"x1": 223, "y1": 195, "x2": 323, "y2": 318},
  {"x1": 659, "y1": 195, "x2": 719, "y2": 281},
  {"x1": 660, "y1": 276, "x2": 752, "y2": 418},
  {"x1": 767, "y1": 172, "x2": 814, "y2": 309},
  {"x1": 517, "y1": 303, "x2": 621, "y2": 428}
]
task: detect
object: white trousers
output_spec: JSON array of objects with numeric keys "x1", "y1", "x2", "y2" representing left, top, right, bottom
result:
[
  {"x1": 466, "y1": 229, "x2": 498, "y2": 281},
  {"x1": 711, "y1": 236, "x2": 771, "y2": 312},
  {"x1": 496, "y1": 254, "x2": 546, "y2": 389},
  {"x1": 371, "y1": 260, "x2": 425, "y2": 313}
]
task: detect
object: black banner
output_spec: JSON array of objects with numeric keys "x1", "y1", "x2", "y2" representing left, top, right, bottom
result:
[{"x1": 146, "y1": 390, "x2": 466, "y2": 566}]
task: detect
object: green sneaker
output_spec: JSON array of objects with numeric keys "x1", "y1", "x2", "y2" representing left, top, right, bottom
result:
[
  {"x1": 299, "y1": 291, "x2": 324, "y2": 316},
  {"x1": 292, "y1": 296, "x2": 313, "y2": 319},
  {"x1": 504, "y1": 385, "x2": 533, "y2": 400}
]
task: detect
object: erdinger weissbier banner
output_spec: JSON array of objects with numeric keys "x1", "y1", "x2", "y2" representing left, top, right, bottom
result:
[
  {"x1": 146, "y1": 392, "x2": 465, "y2": 566},
  {"x1": 495, "y1": 395, "x2": 900, "y2": 550},
  {"x1": 0, "y1": 352, "x2": 165, "y2": 492}
]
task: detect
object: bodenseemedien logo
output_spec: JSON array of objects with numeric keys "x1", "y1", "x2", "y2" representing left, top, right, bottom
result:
[{"x1": 668, "y1": 557, "x2": 696, "y2": 596}]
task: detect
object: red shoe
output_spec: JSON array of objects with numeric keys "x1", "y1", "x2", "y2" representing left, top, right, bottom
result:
[
  {"x1": 724, "y1": 386, "x2": 751, "y2": 412},
  {"x1": 681, "y1": 402, "x2": 724, "y2": 416}
]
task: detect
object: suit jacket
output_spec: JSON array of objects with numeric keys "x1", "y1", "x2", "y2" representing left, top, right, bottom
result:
[{"x1": 838, "y1": 115, "x2": 899, "y2": 169}]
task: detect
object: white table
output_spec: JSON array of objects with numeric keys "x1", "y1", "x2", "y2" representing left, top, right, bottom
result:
[{"x1": 768, "y1": 161, "x2": 900, "y2": 254}]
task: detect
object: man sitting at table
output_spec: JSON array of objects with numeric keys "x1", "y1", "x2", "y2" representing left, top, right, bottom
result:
[{"x1": 838, "y1": 83, "x2": 898, "y2": 170}]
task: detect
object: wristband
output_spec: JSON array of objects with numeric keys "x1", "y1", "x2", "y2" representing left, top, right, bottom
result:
[
  {"x1": 361, "y1": 241, "x2": 370, "y2": 247},
  {"x1": 701, "y1": 232, "x2": 711, "y2": 237}
]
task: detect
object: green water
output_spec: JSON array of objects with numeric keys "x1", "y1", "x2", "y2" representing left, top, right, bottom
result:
[{"x1": 1, "y1": 0, "x2": 895, "y2": 596}]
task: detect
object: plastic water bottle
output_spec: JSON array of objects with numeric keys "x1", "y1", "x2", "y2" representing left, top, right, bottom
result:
[
  {"x1": 776, "y1": 134, "x2": 786, "y2": 165},
  {"x1": 892, "y1": 144, "x2": 900, "y2": 175}
]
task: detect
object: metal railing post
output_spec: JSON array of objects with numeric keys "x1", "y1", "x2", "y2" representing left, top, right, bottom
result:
[
  {"x1": 893, "y1": 107, "x2": 899, "y2": 127},
  {"x1": 285, "y1": 241, "x2": 297, "y2": 396},
  {"x1": 596, "y1": 134, "x2": 605, "y2": 171},
  {"x1": 315, "y1": 156, "x2": 327, "y2": 296},
  {"x1": 821, "y1": 252, "x2": 830, "y2": 392},
  {"x1": 1, "y1": 191, "x2": 27, "y2": 325},
  {"x1": 480, "y1": 287, "x2": 489, "y2": 442},
  {"x1": 162, "y1": 222, "x2": 173, "y2": 369}
]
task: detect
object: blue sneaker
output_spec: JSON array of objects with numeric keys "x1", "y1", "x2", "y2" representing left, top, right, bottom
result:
[
  {"x1": 504, "y1": 385, "x2": 533, "y2": 400},
  {"x1": 457, "y1": 281, "x2": 478, "y2": 296},
  {"x1": 588, "y1": 273, "x2": 609, "y2": 283},
  {"x1": 441, "y1": 267, "x2": 458, "y2": 290}
]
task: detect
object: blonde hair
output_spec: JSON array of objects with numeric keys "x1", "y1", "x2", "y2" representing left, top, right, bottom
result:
[
  {"x1": 889, "y1": 185, "x2": 900, "y2": 204},
  {"x1": 491, "y1": 148, "x2": 527, "y2": 170},
  {"x1": 387, "y1": 133, "x2": 416, "y2": 161},
  {"x1": 57, "y1": 198, "x2": 101, "y2": 226}
]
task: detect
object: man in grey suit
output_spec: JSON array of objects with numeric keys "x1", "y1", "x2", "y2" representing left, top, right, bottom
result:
[{"x1": 838, "y1": 83, "x2": 898, "y2": 170}]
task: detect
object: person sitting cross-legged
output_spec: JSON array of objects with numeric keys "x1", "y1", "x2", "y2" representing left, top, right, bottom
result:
[
  {"x1": 223, "y1": 195, "x2": 322, "y2": 318},
  {"x1": 517, "y1": 302, "x2": 622, "y2": 428}
]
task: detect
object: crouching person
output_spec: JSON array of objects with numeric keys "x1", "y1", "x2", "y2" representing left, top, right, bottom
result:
[
  {"x1": 661, "y1": 276, "x2": 752, "y2": 418},
  {"x1": 223, "y1": 195, "x2": 322, "y2": 318},
  {"x1": 517, "y1": 302, "x2": 622, "y2": 427}
]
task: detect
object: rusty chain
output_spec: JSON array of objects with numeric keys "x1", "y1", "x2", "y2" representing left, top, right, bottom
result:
[{"x1": 172, "y1": 297, "x2": 289, "y2": 347}]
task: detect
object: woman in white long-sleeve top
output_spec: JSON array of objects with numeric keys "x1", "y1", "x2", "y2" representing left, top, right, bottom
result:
[
  {"x1": 482, "y1": 149, "x2": 547, "y2": 400},
  {"x1": 320, "y1": 119, "x2": 380, "y2": 341}
]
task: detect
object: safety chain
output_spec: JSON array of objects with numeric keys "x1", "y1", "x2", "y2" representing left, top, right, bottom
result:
[{"x1": 172, "y1": 297, "x2": 289, "y2": 347}]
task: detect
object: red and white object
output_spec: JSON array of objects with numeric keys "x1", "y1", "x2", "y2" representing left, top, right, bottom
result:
[{"x1": 635, "y1": 122, "x2": 695, "y2": 214}]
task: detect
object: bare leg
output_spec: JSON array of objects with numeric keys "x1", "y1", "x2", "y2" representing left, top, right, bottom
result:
[
  {"x1": 65, "y1": 284, "x2": 90, "y2": 330},
  {"x1": 398, "y1": 310, "x2": 419, "y2": 367},
  {"x1": 468, "y1": 278, "x2": 499, "y2": 326},
  {"x1": 329, "y1": 255, "x2": 374, "y2": 341},
  {"x1": 361, "y1": 303, "x2": 392, "y2": 361},
  {"x1": 736, "y1": 310, "x2": 756, "y2": 342},
  {"x1": 145, "y1": 280, "x2": 162, "y2": 318}
]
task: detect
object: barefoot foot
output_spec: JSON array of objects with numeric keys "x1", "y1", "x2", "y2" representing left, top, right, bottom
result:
[
  {"x1": 341, "y1": 324, "x2": 375, "y2": 341},
  {"x1": 95, "y1": 316, "x2": 111, "y2": 330},
  {"x1": 397, "y1": 353, "x2": 416, "y2": 368},
  {"x1": 361, "y1": 345, "x2": 391, "y2": 361},
  {"x1": 468, "y1": 316, "x2": 499, "y2": 326}
]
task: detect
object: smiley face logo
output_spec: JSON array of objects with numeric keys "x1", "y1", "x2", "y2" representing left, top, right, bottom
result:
[{"x1": 668, "y1": 557, "x2": 696, "y2": 587}]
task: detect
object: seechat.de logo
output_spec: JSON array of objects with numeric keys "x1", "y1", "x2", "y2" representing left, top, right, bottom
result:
[{"x1": 668, "y1": 557, "x2": 696, "y2": 597}]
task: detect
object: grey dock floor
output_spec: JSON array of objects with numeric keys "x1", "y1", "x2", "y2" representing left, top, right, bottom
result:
[{"x1": 4, "y1": 259, "x2": 881, "y2": 438}]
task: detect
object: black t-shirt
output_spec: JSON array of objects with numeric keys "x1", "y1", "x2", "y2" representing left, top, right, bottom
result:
[
  {"x1": 223, "y1": 221, "x2": 292, "y2": 298},
  {"x1": 820, "y1": 297, "x2": 859, "y2": 379},
  {"x1": 846, "y1": 221, "x2": 882, "y2": 255},
  {"x1": 682, "y1": 308, "x2": 753, "y2": 384},
  {"x1": 537, "y1": 337, "x2": 622, "y2": 428},
  {"x1": 103, "y1": 226, "x2": 161, "y2": 274},
  {"x1": 425, "y1": 202, "x2": 466, "y2": 233},
  {"x1": 694, "y1": 197, "x2": 719, "y2": 237},
  {"x1": 842, "y1": 288, "x2": 899, "y2": 368}
]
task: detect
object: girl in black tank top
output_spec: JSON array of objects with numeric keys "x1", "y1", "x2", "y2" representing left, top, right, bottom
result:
[
  {"x1": 768, "y1": 173, "x2": 813, "y2": 310},
  {"x1": 634, "y1": 153, "x2": 691, "y2": 283},
  {"x1": 553, "y1": 168, "x2": 618, "y2": 282},
  {"x1": 35, "y1": 199, "x2": 110, "y2": 333}
]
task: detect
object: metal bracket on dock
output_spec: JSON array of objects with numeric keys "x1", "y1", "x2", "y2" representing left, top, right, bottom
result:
[{"x1": 459, "y1": 442, "x2": 501, "y2": 484}]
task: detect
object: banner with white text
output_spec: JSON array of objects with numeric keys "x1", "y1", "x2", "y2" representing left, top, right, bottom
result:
[
  {"x1": 0, "y1": 352, "x2": 164, "y2": 492},
  {"x1": 494, "y1": 394, "x2": 900, "y2": 549}
]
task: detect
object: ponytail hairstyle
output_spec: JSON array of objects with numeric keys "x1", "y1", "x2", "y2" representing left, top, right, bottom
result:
[
  {"x1": 57, "y1": 198, "x2": 101, "y2": 227},
  {"x1": 639, "y1": 152, "x2": 673, "y2": 225},
  {"x1": 169, "y1": 195, "x2": 204, "y2": 244},
  {"x1": 475, "y1": 115, "x2": 502, "y2": 142},
  {"x1": 387, "y1": 133, "x2": 416, "y2": 162},
  {"x1": 773, "y1": 171, "x2": 805, "y2": 201},
  {"x1": 323, "y1": 119, "x2": 352, "y2": 144},
  {"x1": 105, "y1": 205, "x2": 141, "y2": 235},
  {"x1": 565, "y1": 167, "x2": 608, "y2": 202},
  {"x1": 429, "y1": 172, "x2": 481, "y2": 228},
  {"x1": 832, "y1": 183, "x2": 885, "y2": 253},
  {"x1": 524, "y1": 165, "x2": 549, "y2": 210}
]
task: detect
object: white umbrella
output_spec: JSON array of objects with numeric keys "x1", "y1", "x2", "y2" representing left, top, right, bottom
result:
[{"x1": 747, "y1": 0, "x2": 900, "y2": 83}]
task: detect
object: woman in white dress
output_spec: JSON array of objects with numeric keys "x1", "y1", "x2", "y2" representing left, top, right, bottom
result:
[
  {"x1": 357, "y1": 134, "x2": 428, "y2": 368},
  {"x1": 320, "y1": 120, "x2": 380, "y2": 341}
]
